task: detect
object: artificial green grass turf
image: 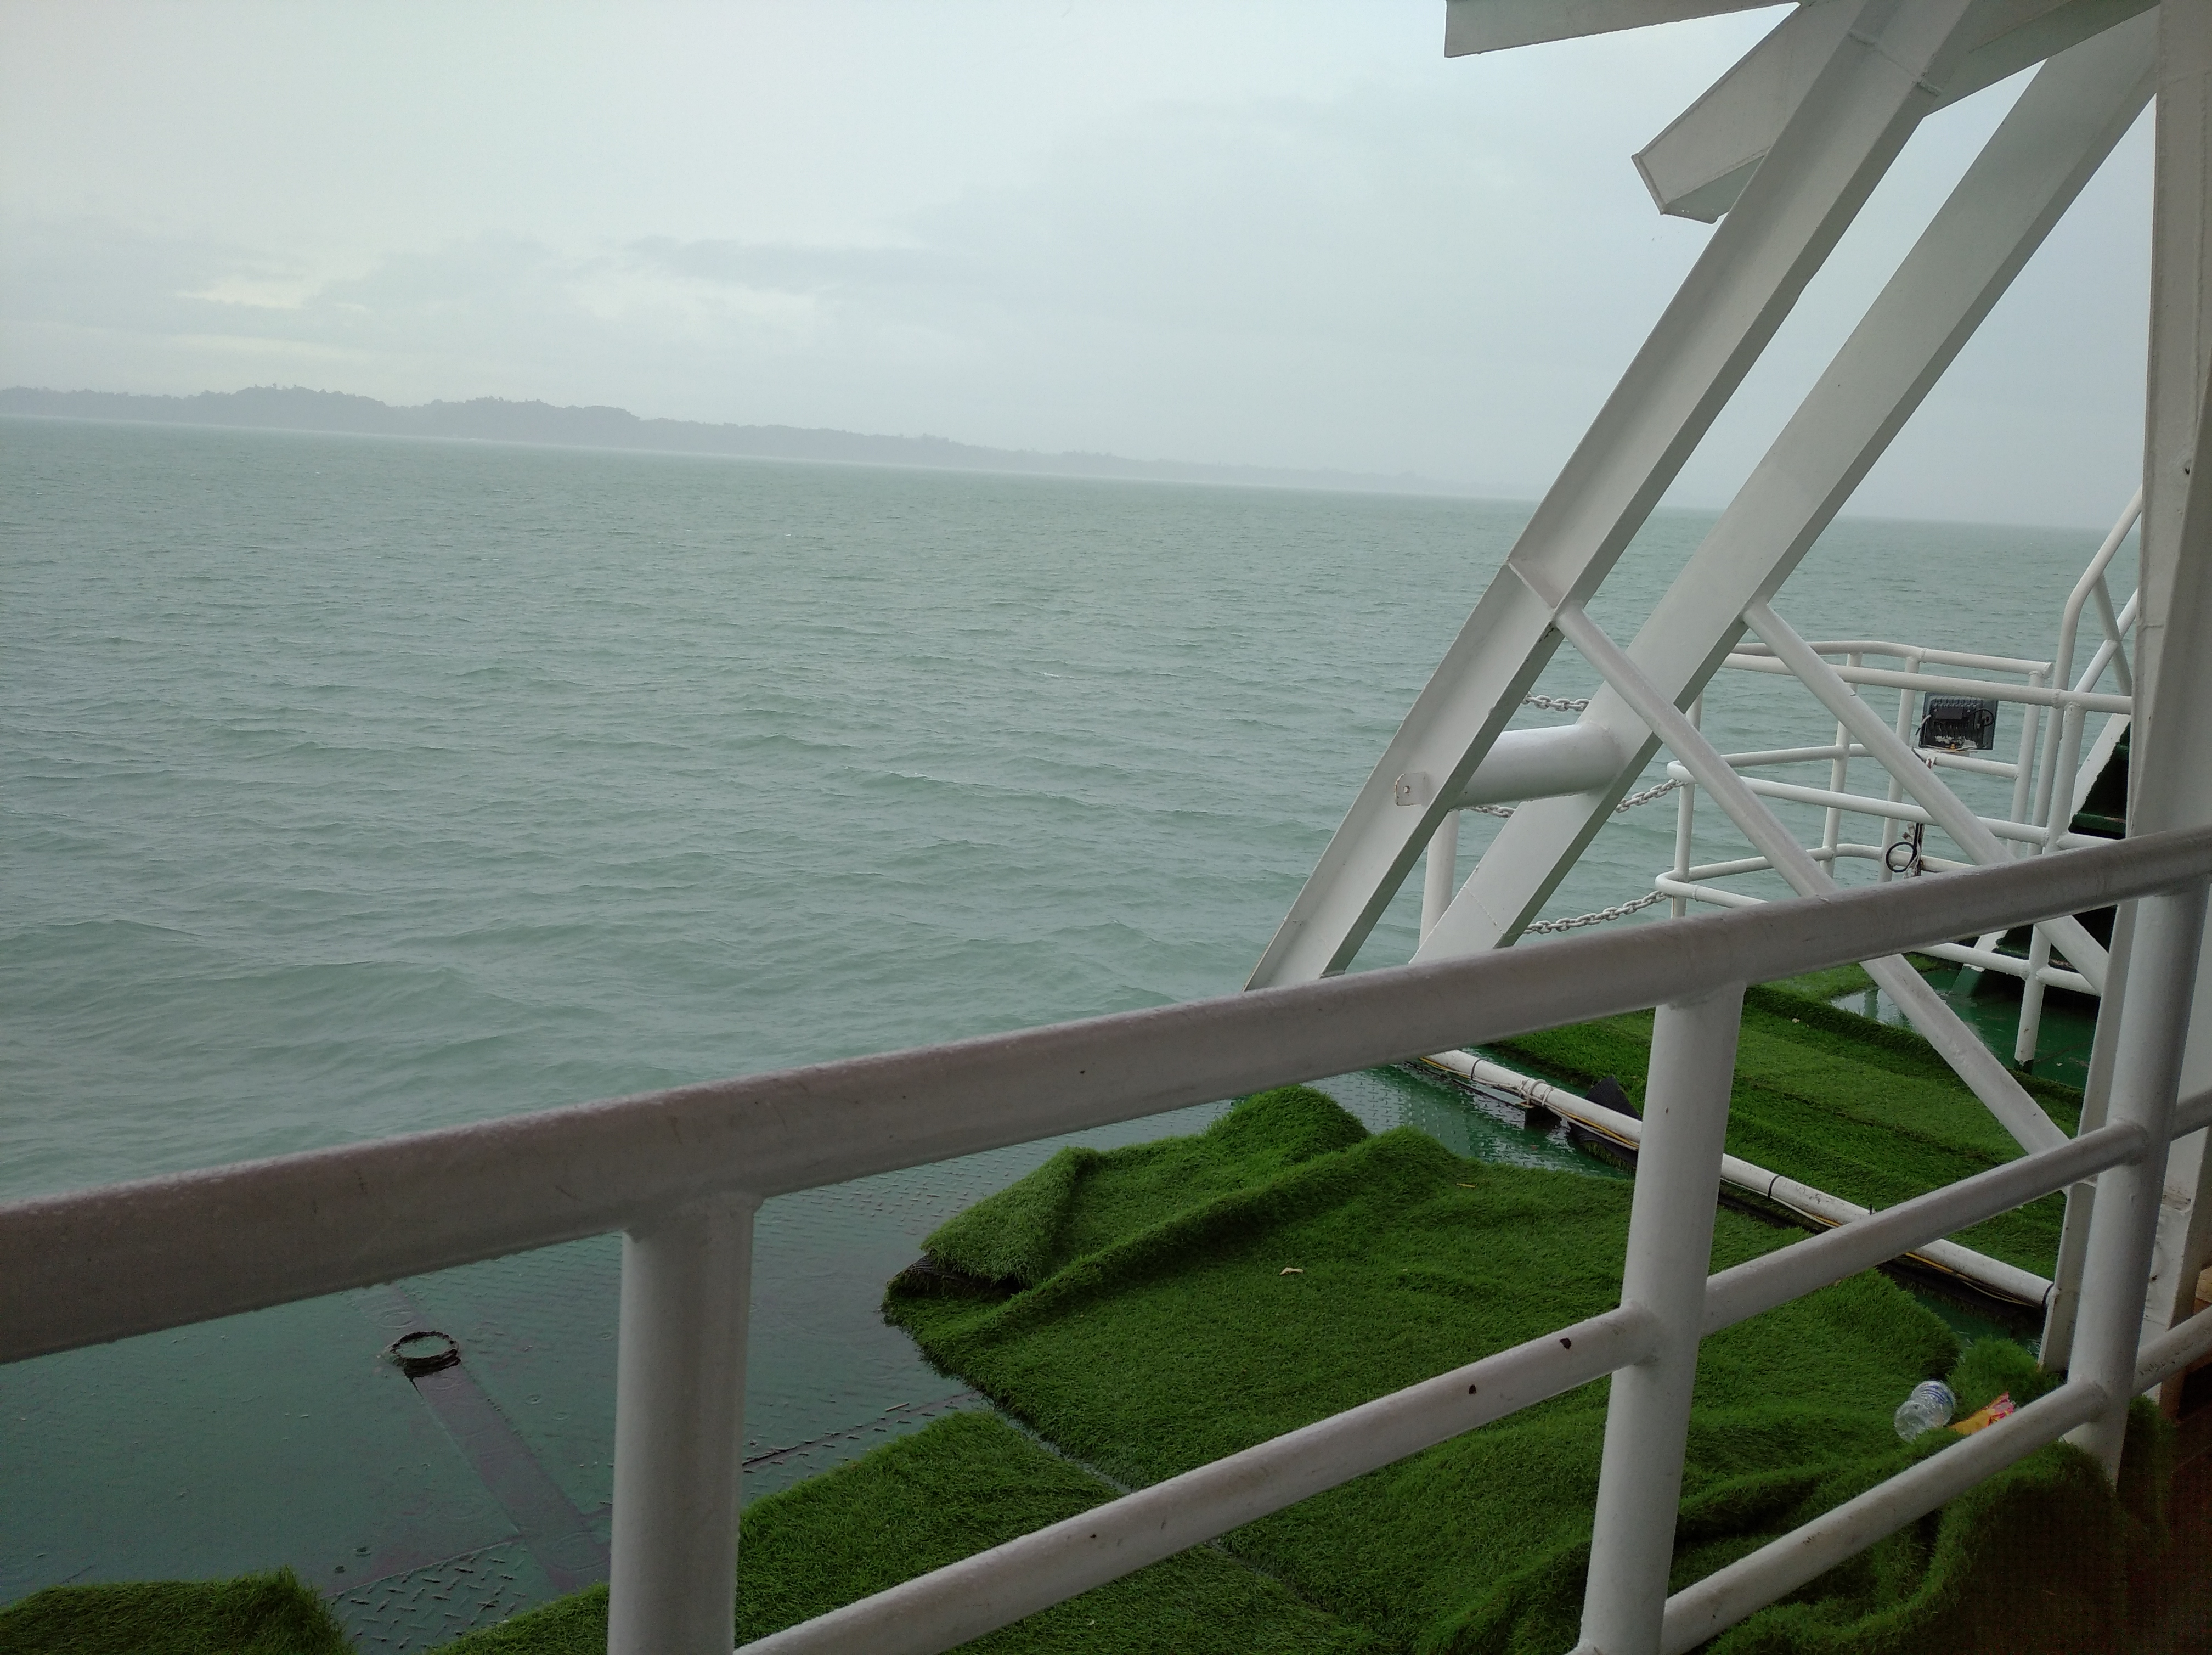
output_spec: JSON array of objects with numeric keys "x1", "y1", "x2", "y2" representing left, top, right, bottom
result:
[
  {"x1": 887, "y1": 1086, "x2": 2167, "y2": 1655},
  {"x1": 0, "y1": 1569, "x2": 349, "y2": 1655},
  {"x1": 435, "y1": 1410, "x2": 1383, "y2": 1654},
  {"x1": 1487, "y1": 981, "x2": 2081, "y2": 1274}
]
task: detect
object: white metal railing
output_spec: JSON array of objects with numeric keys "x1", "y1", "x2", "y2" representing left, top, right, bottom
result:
[
  {"x1": 8, "y1": 829, "x2": 2212, "y2": 1655},
  {"x1": 1642, "y1": 494, "x2": 2142, "y2": 1071}
]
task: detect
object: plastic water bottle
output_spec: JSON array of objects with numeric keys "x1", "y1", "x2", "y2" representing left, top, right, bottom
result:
[{"x1": 1892, "y1": 1380, "x2": 1955, "y2": 1440}]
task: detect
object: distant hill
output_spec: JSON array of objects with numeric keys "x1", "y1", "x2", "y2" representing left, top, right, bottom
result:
[{"x1": 0, "y1": 385, "x2": 1460, "y2": 497}]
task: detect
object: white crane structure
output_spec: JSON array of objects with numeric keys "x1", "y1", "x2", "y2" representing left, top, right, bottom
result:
[{"x1": 1251, "y1": 0, "x2": 2212, "y2": 1397}]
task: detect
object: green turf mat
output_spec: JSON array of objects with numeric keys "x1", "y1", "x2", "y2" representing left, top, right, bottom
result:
[
  {"x1": 0, "y1": 1568, "x2": 349, "y2": 1655},
  {"x1": 1487, "y1": 983, "x2": 2082, "y2": 1275},
  {"x1": 885, "y1": 1087, "x2": 2169, "y2": 1654},
  {"x1": 435, "y1": 1410, "x2": 1381, "y2": 1654}
]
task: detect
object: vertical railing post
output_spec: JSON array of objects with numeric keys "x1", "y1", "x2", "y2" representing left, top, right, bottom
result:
[
  {"x1": 2040, "y1": 900, "x2": 2134, "y2": 1370},
  {"x1": 1577, "y1": 982, "x2": 1746, "y2": 1655},
  {"x1": 608, "y1": 1192, "x2": 761, "y2": 1655},
  {"x1": 2066, "y1": 883, "x2": 2208, "y2": 1476},
  {"x1": 1669, "y1": 699, "x2": 1701, "y2": 919}
]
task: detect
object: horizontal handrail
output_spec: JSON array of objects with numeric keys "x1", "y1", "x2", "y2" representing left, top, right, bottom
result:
[
  {"x1": 6, "y1": 825, "x2": 2212, "y2": 1367},
  {"x1": 1662, "y1": 762, "x2": 2054, "y2": 845},
  {"x1": 1723, "y1": 652, "x2": 2130, "y2": 713},
  {"x1": 1727, "y1": 638, "x2": 2052, "y2": 675},
  {"x1": 740, "y1": 1306, "x2": 1658, "y2": 1655},
  {"x1": 1701, "y1": 1121, "x2": 2147, "y2": 1332}
]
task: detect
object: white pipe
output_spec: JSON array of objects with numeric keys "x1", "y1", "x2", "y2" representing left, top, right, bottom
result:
[
  {"x1": 1666, "y1": 764, "x2": 2052, "y2": 845},
  {"x1": 1821, "y1": 658, "x2": 1854, "y2": 871},
  {"x1": 2136, "y1": 1299, "x2": 2212, "y2": 1391},
  {"x1": 608, "y1": 1194, "x2": 759, "y2": 1655},
  {"x1": 1730, "y1": 639, "x2": 2051, "y2": 675},
  {"x1": 1452, "y1": 722, "x2": 1627, "y2": 808},
  {"x1": 1646, "y1": 875, "x2": 2097, "y2": 992},
  {"x1": 1433, "y1": 1053, "x2": 2061, "y2": 1308},
  {"x1": 2015, "y1": 928, "x2": 2053, "y2": 1066},
  {"x1": 1881, "y1": 656, "x2": 1920, "y2": 885},
  {"x1": 1580, "y1": 986, "x2": 1745, "y2": 1655},
  {"x1": 2009, "y1": 665, "x2": 2045, "y2": 828},
  {"x1": 1699, "y1": 1123, "x2": 2145, "y2": 1331},
  {"x1": 1670, "y1": 705, "x2": 1698, "y2": 919},
  {"x1": 2035, "y1": 487, "x2": 2143, "y2": 826}
]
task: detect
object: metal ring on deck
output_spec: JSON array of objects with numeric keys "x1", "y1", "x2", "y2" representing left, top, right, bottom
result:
[{"x1": 388, "y1": 1328, "x2": 461, "y2": 1377}]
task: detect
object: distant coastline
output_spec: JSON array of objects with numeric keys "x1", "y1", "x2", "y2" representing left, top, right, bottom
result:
[{"x1": 0, "y1": 385, "x2": 1470, "y2": 498}]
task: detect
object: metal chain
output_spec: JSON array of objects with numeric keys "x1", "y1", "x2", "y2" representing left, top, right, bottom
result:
[
  {"x1": 1523, "y1": 889, "x2": 1667, "y2": 933},
  {"x1": 1465, "y1": 776, "x2": 1683, "y2": 822},
  {"x1": 1614, "y1": 776, "x2": 1684, "y2": 810},
  {"x1": 1520, "y1": 694, "x2": 1591, "y2": 712}
]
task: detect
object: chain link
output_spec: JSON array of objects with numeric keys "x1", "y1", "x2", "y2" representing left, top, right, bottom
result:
[
  {"x1": 1523, "y1": 889, "x2": 1667, "y2": 933},
  {"x1": 1464, "y1": 776, "x2": 1682, "y2": 821},
  {"x1": 1615, "y1": 776, "x2": 1684, "y2": 810},
  {"x1": 1520, "y1": 694, "x2": 1591, "y2": 712}
]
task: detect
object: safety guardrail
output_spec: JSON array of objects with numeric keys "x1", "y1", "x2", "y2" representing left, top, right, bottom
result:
[{"x1": 8, "y1": 827, "x2": 2212, "y2": 1654}]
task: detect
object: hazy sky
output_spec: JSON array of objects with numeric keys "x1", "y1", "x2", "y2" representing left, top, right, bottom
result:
[{"x1": 0, "y1": 2, "x2": 2155, "y2": 526}]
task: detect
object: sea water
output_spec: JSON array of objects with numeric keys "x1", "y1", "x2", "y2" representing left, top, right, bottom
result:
[{"x1": 0, "y1": 416, "x2": 2134, "y2": 1634}]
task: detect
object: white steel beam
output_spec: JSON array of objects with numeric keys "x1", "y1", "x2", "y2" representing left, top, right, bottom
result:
[
  {"x1": 1454, "y1": 722, "x2": 1629, "y2": 807},
  {"x1": 1638, "y1": 0, "x2": 2155, "y2": 220},
  {"x1": 1251, "y1": 0, "x2": 1989, "y2": 989},
  {"x1": 2131, "y1": 0, "x2": 2212, "y2": 1349},
  {"x1": 1420, "y1": 21, "x2": 2154, "y2": 965},
  {"x1": 1442, "y1": 0, "x2": 1785, "y2": 58}
]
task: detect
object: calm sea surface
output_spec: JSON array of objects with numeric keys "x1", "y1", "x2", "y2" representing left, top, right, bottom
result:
[
  {"x1": 0, "y1": 415, "x2": 2133, "y2": 1629},
  {"x1": 2, "y1": 415, "x2": 2131, "y2": 1200}
]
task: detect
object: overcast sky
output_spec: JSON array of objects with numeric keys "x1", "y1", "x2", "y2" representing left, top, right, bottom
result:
[{"x1": 0, "y1": 2, "x2": 2155, "y2": 527}]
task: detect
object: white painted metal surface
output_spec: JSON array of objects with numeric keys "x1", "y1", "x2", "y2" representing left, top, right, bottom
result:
[
  {"x1": 1633, "y1": 0, "x2": 2156, "y2": 221},
  {"x1": 608, "y1": 1196, "x2": 758, "y2": 1655},
  {"x1": 1578, "y1": 986, "x2": 1743, "y2": 1655}
]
